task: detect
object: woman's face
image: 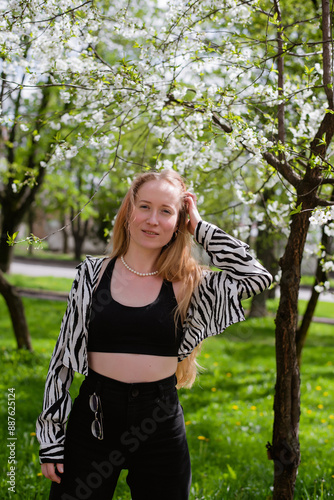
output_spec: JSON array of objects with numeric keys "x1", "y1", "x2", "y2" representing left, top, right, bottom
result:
[{"x1": 128, "y1": 179, "x2": 182, "y2": 252}]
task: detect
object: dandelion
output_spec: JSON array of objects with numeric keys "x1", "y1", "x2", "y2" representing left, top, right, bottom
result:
[
  {"x1": 307, "y1": 409, "x2": 312, "y2": 414},
  {"x1": 213, "y1": 362, "x2": 218, "y2": 367},
  {"x1": 211, "y1": 387, "x2": 217, "y2": 392},
  {"x1": 37, "y1": 472, "x2": 43, "y2": 477},
  {"x1": 30, "y1": 432, "x2": 36, "y2": 436},
  {"x1": 329, "y1": 415, "x2": 334, "y2": 420},
  {"x1": 236, "y1": 421, "x2": 241, "y2": 426},
  {"x1": 232, "y1": 405, "x2": 239, "y2": 410},
  {"x1": 318, "y1": 404, "x2": 324, "y2": 409},
  {"x1": 204, "y1": 353, "x2": 210, "y2": 359},
  {"x1": 198, "y1": 435, "x2": 209, "y2": 441},
  {"x1": 316, "y1": 386, "x2": 322, "y2": 391},
  {"x1": 250, "y1": 406, "x2": 257, "y2": 411},
  {"x1": 323, "y1": 392, "x2": 329, "y2": 396},
  {"x1": 226, "y1": 372, "x2": 232, "y2": 377},
  {"x1": 321, "y1": 419, "x2": 327, "y2": 424},
  {"x1": 185, "y1": 421, "x2": 191, "y2": 426}
]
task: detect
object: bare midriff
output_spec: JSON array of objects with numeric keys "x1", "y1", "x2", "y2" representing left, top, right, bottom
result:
[{"x1": 88, "y1": 352, "x2": 178, "y2": 383}]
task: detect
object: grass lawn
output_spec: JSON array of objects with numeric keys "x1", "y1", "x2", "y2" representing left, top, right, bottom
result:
[{"x1": 0, "y1": 288, "x2": 333, "y2": 499}]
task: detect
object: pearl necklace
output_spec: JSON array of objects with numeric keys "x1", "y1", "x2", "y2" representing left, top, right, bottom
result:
[{"x1": 121, "y1": 255, "x2": 159, "y2": 277}]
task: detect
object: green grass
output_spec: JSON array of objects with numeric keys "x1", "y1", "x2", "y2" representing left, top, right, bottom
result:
[
  {"x1": 13, "y1": 245, "x2": 79, "y2": 262},
  {"x1": 6, "y1": 274, "x2": 73, "y2": 293},
  {"x1": 0, "y1": 293, "x2": 334, "y2": 499},
  {"x1": 300, "y1": 275, "x2": 334, "y2": 289}
]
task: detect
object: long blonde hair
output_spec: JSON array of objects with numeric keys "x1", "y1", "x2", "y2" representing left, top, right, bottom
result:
[{"x1": 111, "y1": 170, "x2": 203, "y2": 388}]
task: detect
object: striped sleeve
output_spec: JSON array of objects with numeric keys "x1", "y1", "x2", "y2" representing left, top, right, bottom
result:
[
  {"x1": 178, "y1": 221, "x2": 273, "y2": 359},
  {"x1": 36, "y1": 262, "x2": 84, "y2": 464},
  {"x1": 195, "y1": 220, "x2": 273, "y2": 299}
]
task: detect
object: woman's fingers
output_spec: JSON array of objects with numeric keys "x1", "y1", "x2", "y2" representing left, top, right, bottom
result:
[
  {"x1": 41, "y1": 462, "x2": 64, "y2": 483},
  {"x1": 184, "y1": 192, "x2": 201, "y2": 235}
]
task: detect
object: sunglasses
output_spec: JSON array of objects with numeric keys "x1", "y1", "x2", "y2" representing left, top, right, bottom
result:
[{"x1": 89, "y1": 393, "x2": 104, "y2": 440}]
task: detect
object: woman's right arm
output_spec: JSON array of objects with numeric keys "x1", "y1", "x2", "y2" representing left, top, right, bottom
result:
[{"x1": 36, "y1": 262, "x2": 85, "y2": 478}]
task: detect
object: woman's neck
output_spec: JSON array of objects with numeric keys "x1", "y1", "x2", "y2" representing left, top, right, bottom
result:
[{"x1": 122, "y1": 245, "x2": 160, "y2": 275}]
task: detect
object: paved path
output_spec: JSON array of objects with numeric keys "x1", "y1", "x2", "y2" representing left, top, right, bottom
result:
[
  {"x1": 10, "y1": 259, "x2": 334, "y2": 302},
  {"x1": 9, "y1": 259, "x2": 334, "y2": 324},
  {"x1": 11, "y1": 260, "x2": 78, "y2": 279}
]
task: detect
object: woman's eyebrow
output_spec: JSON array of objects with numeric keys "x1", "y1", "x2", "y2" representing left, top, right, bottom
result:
[{"x1": 139, "y1": 199, "x2": 174, "y2": 209}]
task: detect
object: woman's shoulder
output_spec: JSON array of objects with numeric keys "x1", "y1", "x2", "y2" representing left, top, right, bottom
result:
[
  {"x1": 74, "y1": 255, "x2": 110, "y2": 276},
  {"x1": 77, "y1": 255, "x2": 109, "y2": 267}
]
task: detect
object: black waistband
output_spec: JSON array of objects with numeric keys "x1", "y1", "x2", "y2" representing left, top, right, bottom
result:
[{"x1": 86, "y1": 368, "x2": 177, "y2": 396}]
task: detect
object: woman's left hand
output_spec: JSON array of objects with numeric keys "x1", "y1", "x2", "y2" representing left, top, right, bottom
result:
[{"x1": 184, "y1": 192, "x2": 202, "y2": 235}]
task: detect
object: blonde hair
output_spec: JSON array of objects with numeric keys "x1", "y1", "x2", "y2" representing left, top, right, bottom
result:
[{"x1": 111, "y1": 170, "x2": 204, "y2": 388}]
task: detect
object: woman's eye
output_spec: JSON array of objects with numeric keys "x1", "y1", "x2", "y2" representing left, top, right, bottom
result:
[{"x1": 140, "y1": 205, "x2": 149, "y2": 209}]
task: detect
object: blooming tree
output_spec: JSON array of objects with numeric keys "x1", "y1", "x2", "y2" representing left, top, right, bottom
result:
[{"x1": 1, "y1": 0, "x2": 334, "y2": 497}]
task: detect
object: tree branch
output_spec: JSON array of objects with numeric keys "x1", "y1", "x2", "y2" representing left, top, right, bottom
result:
[
  {"x1": 262, "y1": 151, "x2": 301, "y2": 187},
  {"x1": 315, "y1": 197, "x2": 334, "y2": 206},
  {"x1": 274, "y1": 0, "x2": 285, "y2": 145},
  {"x1": 321, "y1": 0, "x2": 333, "y2": 108}
]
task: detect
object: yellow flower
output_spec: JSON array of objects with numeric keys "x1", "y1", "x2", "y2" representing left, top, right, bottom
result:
[
  {"x1": 329, "y1": 415, "x2": 334, "y2": 420},
  {"x1": 211, "y1": 387, "x2": 217, "y2": 392},
  {"x1": 30, "y1": 432, "x2": 36, "y2": 436},
  {"x1": 318, "y1": 404, "x2": 324, "y2": 409},
  {"x1": 185, "y1": 421, "x2": 191, "y2": 426},
  {"x1": 323, "y1": 392, "x2": 329, "y2": 397},
  {"x1": 235, "y1": 421, "x2": 241, "y2": 426},
  {"x1": 321, "y1": 419, "x2": 327, "y2": 424},
  {"x1": 250, "y1": 406, "x2": 257, "y2": 411},
  {"x1": 213, "y1": 362, "x2": 218, "y2": 367},
  {"x1": 204, "y1": 354, "x2": 210, "y2": 359},
  {"x1": 226, "y1": 372, "x2": 232, "y2": 377},
  {"x1": 198, "y1": 435, "x2": 209, "y2": 441},
  {"x1": 37, "y1": 472, "x2": 43, "y2": 477},
  {"x1": 316, "y1": 386, "x2": 322, "y2": 391},
  {"x1": 232, "y1": 405, "x2": 239, "y2": 410},
  {"x1": 307, "y1": 409, "x2": 312, "y2": 414}
]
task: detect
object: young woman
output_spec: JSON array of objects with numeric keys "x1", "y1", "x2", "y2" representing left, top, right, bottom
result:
[{"x1": 37, "y1": 169, "x2": 272, "y2": 499}]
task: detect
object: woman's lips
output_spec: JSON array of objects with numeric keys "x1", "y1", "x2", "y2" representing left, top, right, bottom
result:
[{"x1": 142, "y1": 229, "x2": 159, "y2": 236}]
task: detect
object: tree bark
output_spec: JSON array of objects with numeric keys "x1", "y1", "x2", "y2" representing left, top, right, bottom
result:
[
  {"x1": 0, "y1": 269, "x2": 32, "y2": 350},
  {"x1": 296, "y1": 216, "x2": 333, "y2": 365},
  {"x1": 271, "y1": 169, "x2": 321, "y2": 499},
  {"x1": 71, "y1": 210, "x2": 89, "y2": 261}
]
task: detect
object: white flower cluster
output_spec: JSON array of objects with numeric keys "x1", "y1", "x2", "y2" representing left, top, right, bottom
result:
[{"x1": 309, "y1": 207, "x2": 334, "y2": 226}]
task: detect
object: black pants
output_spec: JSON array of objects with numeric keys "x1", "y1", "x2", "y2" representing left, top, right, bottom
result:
[{"x1": 49, "y1": 369, "x2": 191, "y2": 500}]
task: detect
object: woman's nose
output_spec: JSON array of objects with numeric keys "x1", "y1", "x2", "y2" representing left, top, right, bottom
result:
[{"x1": 146, "y1": 211, "x2": 159, "y2": 225}]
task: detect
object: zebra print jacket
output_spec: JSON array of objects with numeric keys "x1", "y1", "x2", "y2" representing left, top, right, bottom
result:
[{"x1": 36, "y1": 220, "x2": 272, "y2": 464}]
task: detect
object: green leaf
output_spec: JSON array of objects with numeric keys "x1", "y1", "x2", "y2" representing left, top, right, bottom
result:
[
  {"x1": 7, "y1": 231, "x2": 19, "y2": 246},
  {"x1": 227, "y1": 464, "x2": 237, "y2": 480},
  {"x1": 290, "y1": 202, "x2": 302, "y2": 216}
]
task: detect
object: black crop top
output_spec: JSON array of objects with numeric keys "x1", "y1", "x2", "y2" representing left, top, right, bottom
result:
[{"x1": 87, "y1": 258, "x2": 183, "y2": 356}]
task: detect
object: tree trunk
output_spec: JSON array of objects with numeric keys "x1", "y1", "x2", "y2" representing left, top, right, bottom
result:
[
  {"x1": 0, "y1": 209, "x2": 18, "y2": 272},
  {"x1": 249, "y1": 194, "x2": 279, "y2": 318},
  {"x1": 249, "y1": 231, "x2": 279, "y2": 317},
  {"x1": 71, "y1": 210, "x2": 89, "y2": 261},
  {"x1": 61, "y1": 214, "x2": 70, "y2": 254},
  {"x1": 271, "y1": 176, "x2": 320, "y2": 499},
  {"x1": 28, "y1": 206, "x2": 35, "y2": 256},
  {"x1": 296, "y1": 221, "x2": 333, "y2": 365},
  {"x1": 0, "y1": 269, "x2": 32, "y2": 350}
]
